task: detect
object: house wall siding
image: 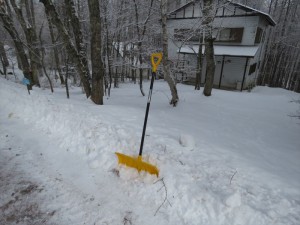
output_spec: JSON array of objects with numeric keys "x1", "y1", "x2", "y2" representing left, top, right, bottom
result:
[
  {"x1": 221, "y1": 57, "x2": 248, "y2": 89},
  {"x1": 167, "y1": 15, "x2": 260, "y2": 60},
  {"x1": 201, "y1": 56, "x2": 249, "y2": 89},
  {"x1": 167, "y1": 1, "x2": 272, "y2": 90},
  {"x1": 181, "y1": 54, "x2": 250, "y2": 90},
  {"x1": 213, "y1": 16, "x2": 259, "y2": 45},
  {"x1": 244, "y1": 18, "x2": 269, "y2": 87}
]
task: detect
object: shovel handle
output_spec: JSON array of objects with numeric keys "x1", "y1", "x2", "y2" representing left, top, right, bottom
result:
[
  {"x1": 151, "y1": 53, "x2": 163, "y2": 72},
  {"x1": 138, "y1": 53, "x2": 162, "y2": 157},
  {"x1": 139, "y1": 71, "x2": 155, "y2": 157}
]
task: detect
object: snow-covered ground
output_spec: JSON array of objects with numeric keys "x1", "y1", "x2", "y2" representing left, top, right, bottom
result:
[{"x1": 0, "y1": 76, "x2": 300, "y2": 225}]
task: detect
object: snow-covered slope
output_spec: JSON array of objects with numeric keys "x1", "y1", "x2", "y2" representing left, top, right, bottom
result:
[{"x1": 1, "y1": 77, "x2": 299, "y2": 225}]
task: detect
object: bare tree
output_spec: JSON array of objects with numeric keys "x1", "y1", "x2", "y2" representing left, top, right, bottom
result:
[
  {"x1": 195, "y1": 36, "x2": 203, "y2": 90},
  {"x1": 161, "y1": 0, "x2": 179, "y2": 106},
  {"x1": 46, "y1": 12, "x2": 65, "y2": 85},
  {"x1": 257, "y1": 0, "x2": 300, "y2": 93},
  {"x1": 38, "y1": 22, "x2": 54, "y2": 93},
  {"x1": 0, "y1": 1, "x2": 32, "y2": 91},
  {"x1": 9, "y1": 0, "x2": 42, "y2": 87},
  {"x1": 65, "y1": 0, "x2": 90, "y2": 82},
  {"x1": 132, "y1": 0, "x2": 155, "y2": 96},
  {"x1": 88, "y1": 0, "x2": 104, "y2": 105},
  {"x1": 39, "y1": 0, "x2": 91, "y2": 98},
  {"x1": 0, "y1": 40, "x2": 9, "y2": 76},
  {"x1": 202, "y1": 0, "x2": 216, "y2": 96}
]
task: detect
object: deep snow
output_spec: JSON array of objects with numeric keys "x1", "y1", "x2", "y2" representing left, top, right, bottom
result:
[{"x1": 0, "y1": 76, "x2": 300, "y2": 225}]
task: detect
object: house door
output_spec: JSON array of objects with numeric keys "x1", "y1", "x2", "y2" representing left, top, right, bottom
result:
[
  {"x1": 221, "y1": 57, "x2": 246, "y2": 89},
  {"x1": 213, "y1": 56, "x2": 223, "y2": 88}
]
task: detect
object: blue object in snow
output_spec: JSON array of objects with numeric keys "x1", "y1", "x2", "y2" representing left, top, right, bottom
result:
[{"x1": 22, "y1": 78, "x2": 30, "y2": 85}]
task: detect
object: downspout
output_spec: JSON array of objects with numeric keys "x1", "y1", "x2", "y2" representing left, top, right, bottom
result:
[
  {"x1": 218, "y1": 56, "x2": 225, "y2": 89},
  {"x1": 241, "y1": 57, "x2": 249, "y2": 91}
]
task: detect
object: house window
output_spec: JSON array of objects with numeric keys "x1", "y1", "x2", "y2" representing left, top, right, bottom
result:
[
  {"x1": 177, "y1": 60, "x2": 188, "y2": 69},
  {"x1": 249, "y1": 63, "x2": 257, "y2": 75},
  {"x1": 219, "y1": 29, "x2": 231, "y2": 40},
  {"x1": 255, "y1": 27, "x2": 263, "y2": 43},
  {"x1": 174, "y1": 29, "x2": 201, "y2": 42},
  {"x1": 217, "y1": 28, "x2": 244, "y2": 42},
  {"x1": 174, "y1": 29, "x2": 189, "y2": 40}
]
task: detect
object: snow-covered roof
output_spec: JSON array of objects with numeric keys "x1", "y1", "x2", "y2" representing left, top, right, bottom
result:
[
  {"x1": 168, "y1": 1, "x2": 276, "y2": 27},
  {"x1": 229, "y1": 2, "x2": 276, "y2": 26},
  {"x1": 178, "y1": 45, "x2": 259, "y2": 57},
  {"x1": 168, "y1": 1, "x2": 194, "y2": 15}
]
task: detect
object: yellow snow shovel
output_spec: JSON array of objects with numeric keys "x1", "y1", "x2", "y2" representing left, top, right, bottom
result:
[{"x1": 115, "y1": 53, "x2": 162, "y2": 177}]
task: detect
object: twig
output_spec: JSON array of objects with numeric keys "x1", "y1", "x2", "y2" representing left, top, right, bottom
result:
[
  {"x1": 154, "y1": 178, "x2": 171, "y2": 216},
  {"x1": 0, "y1": 148, "x2": 11, "y2": 151},
  {"x1": 230, "y1": 170, "x2": 237, "y2": 185},
  {"x1": 288, "y1": 115, "x2": 300, "y2": 119},
  {"x1": 123, "y1": 211, "x2": 132, "y2": 225},
  {"x1": 153, "y1": 178, "x2": 163, "y2": 184}
]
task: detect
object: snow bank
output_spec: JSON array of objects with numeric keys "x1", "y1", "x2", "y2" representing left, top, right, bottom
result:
[
  {"x1": 179, "y1": 133, "x2": 195, "y2": 148},
  {"x1": 1, "y1": 77, "x2": 300, "y2": 225}
]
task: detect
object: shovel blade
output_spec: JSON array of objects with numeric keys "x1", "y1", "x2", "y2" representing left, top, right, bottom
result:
[{"x1": 115, "y1": 152, "x2": 159, "y2": 177}]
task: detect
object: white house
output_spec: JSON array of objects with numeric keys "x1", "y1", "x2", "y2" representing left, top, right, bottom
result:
[{"x1": 167, "y1": 0, "x2": 276, "y2": 90}]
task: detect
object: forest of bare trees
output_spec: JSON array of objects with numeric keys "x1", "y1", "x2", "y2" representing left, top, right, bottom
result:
[
  {"x1": 256, "y1": 0, "x2": 300, "y2": 92},
  {"x1": 219, "y1": 0, "x2": 300, "y2": 92},
  {"x1": 0, "y1": 0, "x2": 299, "y2": 106}
]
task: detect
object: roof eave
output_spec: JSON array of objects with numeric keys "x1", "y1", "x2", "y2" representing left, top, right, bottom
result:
[{"x1": 229, "y1": 1, "x2": 276, "y2": 26}]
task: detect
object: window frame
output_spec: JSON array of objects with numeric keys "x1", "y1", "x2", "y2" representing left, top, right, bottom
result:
[
  {"x1": 255, "y1": 27, "x2": 263, "y2": 44},
  {"x1": 216, "y1": 27, "x2": 244, "y2": 43},
  {"x1": 249, "y1": 63, "x2": 257, "y2": 75}
]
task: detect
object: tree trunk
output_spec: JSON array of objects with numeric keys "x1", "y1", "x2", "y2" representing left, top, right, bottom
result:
[
  {"x1": 24, "y1": 0, "x2": 43, "y2": 86},
  {"x1": 39, "y1": 23, "x2": 54, "y2": 93},
  {"x1": 291, "y1": 52, "x2": 300, "y2": 92},
  {"x1": 195, "y1": 38, "x2": 203, "y2": 90},
  {"x1": 10, "y1": 0, "x2": 41, "y2": 87},
  {"x1": 65, "y1": 0, "x2": 90, "y2": 81},
  {"x1": 88, "y1": 0, "x2": 104, "y2": 105},
  {"x1": 114, "y1": 39, "x2": 120, "y2": 88},
  {"x1": 202, "y1": 0, "x2": 216, "y2": 97},
  {"x1": 130, "y1": 48, "x2": 136, "y2": 84},
  {"x1": 46, "y1": 13, "x2": 64, "y2": 84},
  {"x1": 0, "y1": 41, "x2": 9, "y2": 67},
  {"x1": 121, "y1": 44, "x2": 126, "y2": 82},
  {"x1": 102, "y1": 2, "x2": 112, "y2": 97},
  {"x1": 65, "y1": 59, "x2": 70, "y2": 99},
  {"x1": 0, "y1": 2, "x2": 32, "y2": 91},
  {"x1": 161, "y1": 0, "x2": 178, "y2": 106},
  {"x1": 0, "y1": 58, "x2": 6, "y2": 77},
  {"x1": 203, "y1": 37, "x2": 215, "y2": 96},
  {"x1": 40, "y1": 0, "x2": 91, "y2": 98},
  {"x1": 0, "y1": 41, "x2": 8, "y2": 77},
  {"x1": 132, "y1": 0, "x2": 154, "y2": 97},
  {"x1": 138, "y1": 49, "x2": 145, "y2": 96},
  {"x1": 294, "y1": 76, "x2": 300, "y2": 93}
]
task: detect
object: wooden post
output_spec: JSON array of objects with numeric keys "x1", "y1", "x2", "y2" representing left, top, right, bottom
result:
[
  {"x1": 241, "y1": 57, "x2": 249, "y2": 91},
  {"x1": 218, "y1": 56, "x2": 225, "y2": 89}
]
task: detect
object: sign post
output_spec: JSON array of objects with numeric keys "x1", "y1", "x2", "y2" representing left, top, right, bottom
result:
[{"x1": 22, "y1": 77, "x2": 31, "y2": 95}]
